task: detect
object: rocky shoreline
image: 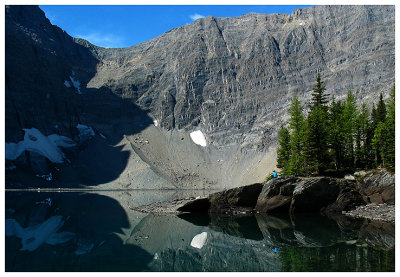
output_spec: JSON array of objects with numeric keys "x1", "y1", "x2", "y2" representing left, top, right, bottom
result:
[
  {"x1": 344, "y1": 203, "x2": 395, "y2": 223},
  {"x1": 132, "y1": 169, "x2": 395, "y2": 224}
]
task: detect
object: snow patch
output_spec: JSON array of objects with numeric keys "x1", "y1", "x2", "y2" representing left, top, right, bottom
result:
[
  {"x1": 5, "y1": 216, "x2": 74, "y2": 251},
  {"x1": 190, "y1": 130, "x2": 207, "y2": 147},
  {"x1": 5, "y1": 128, "x2": 76, "y2": 163},
  {"x1": 190, "y1": 232, "x2": 207, "y2": 249},
  {"x1": 77, "y1": 124, "x2": 95, "y2": 141},
  {"x1": 64, "y1": 80, "x2": 71, "y2": 88},
  {"x1": 69, "y1": 76, "x2": 81, "y2": 94},
  {"x1": 153, "y1": 120, "x2": 158, "y2": 127}
]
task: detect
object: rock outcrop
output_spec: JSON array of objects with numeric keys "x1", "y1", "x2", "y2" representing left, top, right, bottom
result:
[
  {"x1": 254, "y1": 177, "x2": 341, "y2": 214},
  {"x1": 138, "y1": 177, "x2": 341, "y2": 215},
  {"x1": 356, "y1": 169, "x2": 395, "y2": 204},
  {"x1": 137, "y1": 170, "x2": 395, "y2": 225},
  {"x1": 289, "y1": 177, "x2": 340, "y2": 214},
  {"x1": 207, "y1": 183, "x2": 263, "y2": 214},
  {"x1": 255, "y1": 176, "x2": 299, "y2": 212},
  {"x1": 322, "y1": 180, "x2": 366, "y2": 215}
]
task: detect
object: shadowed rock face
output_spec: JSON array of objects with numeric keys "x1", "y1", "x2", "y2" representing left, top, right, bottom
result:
[
  {"x1": 255, "y1": 176, "x2": 299, "y2": 212},
  {"x1": 290, "y1": 177, "x2": 340, "y2": 214},
  {"x1": 208, "y1": 183, "x2": 264, "y2": 214}
]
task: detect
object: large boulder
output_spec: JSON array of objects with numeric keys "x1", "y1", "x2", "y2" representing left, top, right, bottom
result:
[
  {"x1": 357, "y1": 169, "x2": 395, "y2": 204},
  {"x1": 322, "y1": 180, "x2": 366, "y2": 215},
  {"x1": 208, "y1": 183, "x2": 263, "y2": 214},
  {"x1": 255, "y1": 176, "x2": 299, "y2": 213},
  {"x1": 177, "y1": 197, "x2": 211, "y2": 213},
  {"x1": 290, "y1": 177, "x2": 340, "y2": 214}
]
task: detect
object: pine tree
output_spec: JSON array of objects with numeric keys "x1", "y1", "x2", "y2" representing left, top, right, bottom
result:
[
  {"x1": 311, "y1": 73, "x2": 329, "y2": 107},
  {"x1": 383, "y1": 85, "x2": 395, "y2": 171},
  {"x1": 372, "y1": 122, "x2": 386, "y2": 167},
  {"x1": 372, "y1": 92, "x2": 388, "y2": 166},
  {"x1": 287, "y1": 94, "x2": 307, "y2": 175},
  {"x1": 276, "y1": 94, "x2": 307, "y2": 176},
  {"x1": 305, "y1": 74, "x2": 330, "y2": 174},
  {"x1": 354, "y1": 103, "x2": 370, "y2": 168},
  {"x1": 328, "y1": 97, "x2": 344, "y2": 170},
  {"x1": 341, "y1": 90, "x2": 358, "y2": 170},
  {"x1": 376, "y1": 93, "x2": 387, "y2": 124},
  {"x1": 277, "y1": 125, "x2": 291, "y2": 171}
]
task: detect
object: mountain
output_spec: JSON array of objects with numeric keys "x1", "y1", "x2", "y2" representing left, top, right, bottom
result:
[{"x1": 5, "y1": 5, "x2": 395, "y2": 189}]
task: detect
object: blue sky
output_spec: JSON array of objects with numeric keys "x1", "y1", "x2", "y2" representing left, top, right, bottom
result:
[{"x1": 39, "y1": 5, "x2": 313, "y2": 48}]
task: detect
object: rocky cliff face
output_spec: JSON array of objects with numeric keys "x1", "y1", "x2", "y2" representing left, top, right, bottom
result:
[
  {"x1": 88, "y1": 5, "x2": 395, "y2": 150},
  {"x1": 5, "y1": 5, "x2": 395, "y2": 189}
]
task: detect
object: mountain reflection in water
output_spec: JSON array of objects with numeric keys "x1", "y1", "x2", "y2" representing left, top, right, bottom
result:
[{"x1": 5, "y1": 191, "x2": 394, "y2": 272}]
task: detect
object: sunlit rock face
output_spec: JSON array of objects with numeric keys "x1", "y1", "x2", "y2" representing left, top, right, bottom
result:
[
  {"x1": 88, "y1": 5, "x2": 395, "y2": 151},
  {"x1": 5, "y1": 5, "x2": 395, "y2": 189}
]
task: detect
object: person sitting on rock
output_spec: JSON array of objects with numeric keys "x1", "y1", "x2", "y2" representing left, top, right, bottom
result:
[{"x1": 272, "y1": 170, "x2": 278, "y2": 178}]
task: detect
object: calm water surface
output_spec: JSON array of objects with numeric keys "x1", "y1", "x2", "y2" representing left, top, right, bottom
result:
[{"x1": 5, "y1": 190, "x2": 395, "y2": 272}]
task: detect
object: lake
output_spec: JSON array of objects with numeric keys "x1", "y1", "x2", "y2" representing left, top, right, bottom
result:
[{"x1": 5, "y1": 190, "x2": 395, "y2": 272}]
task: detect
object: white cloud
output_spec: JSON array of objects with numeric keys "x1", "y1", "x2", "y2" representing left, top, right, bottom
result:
[
  {"x1": 73, "y1": 32, "x2": 126, "y2": 48},
  {"x1": 189, "y1": 13, "x2": 205, "y2": 21}
]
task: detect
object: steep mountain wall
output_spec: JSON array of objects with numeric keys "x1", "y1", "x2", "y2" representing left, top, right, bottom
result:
[
  {"x1": 5, "y1": 5, "x2": 395, "y2": 189},
  {"x1": 87, "y1": 5, "x2": 395, "y2": 150}
]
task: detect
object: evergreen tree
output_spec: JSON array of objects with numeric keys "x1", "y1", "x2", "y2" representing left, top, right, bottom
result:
[
  {"x1": 372, "y1": 122, "x2": 386, "y2": 167},
  {"x1": 371, "y1": 104, "x2": 377, "y2": 130},
  {"x1": 277, "y1": 125, "x2": 291, "y2": 171},
  {"x1": 276, "y1": 94, "x2": 307, "y2": 176},
  {"x1": 328, "y1": 97, "x2": 344, "y2": 170},
  {"x1": 341, "y1": 91, "x2": 358, "y2": 169},
  {"x1": 287, "y1": 94, "x2": 307, "y2": 175},
  {"x1": 383, "y1": 85, "x2": 395, "y2": 171},
  {"x1": 305, "y1": 107, "x2": 330, "y2": 174},
  {"x1": 277, "y1": 81, "x2": 395, "y2": 176},
  {"x1": 376, "y1": 93, "x2": 387, "y2": 124},
  {"x1": 311, "y1": 73, "x2": 329, "y2": 107},
  {"x1": 305, "y1": 74, "x2": 330, "y2": 174},
  {"x1": 372, "y1": 92, "x2": 388, "y2": 166},
  {"x1": 354, "y1": 103, "x2": 371, "y2": 168}
]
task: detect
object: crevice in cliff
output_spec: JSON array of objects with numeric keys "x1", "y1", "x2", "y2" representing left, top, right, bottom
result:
[{"x1": 211, "y1": 17, "x2": 230, "y2": 55}]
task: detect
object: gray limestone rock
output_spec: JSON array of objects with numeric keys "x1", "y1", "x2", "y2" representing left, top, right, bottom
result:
[
  {"x1": 208, "y1": 183, "x2": 263, "y2": 214},
  {"x1": 290, "y1": 177, "x2": 340, "y2": 214},
  {"x1": 255, "y1": 176, "x2": 299, "y2": 212},
  {"x1": 5, "y1": 5, "x2": 395, "y2": 189},
  {"x1": 357, "y1": 169, "x2": 395, "y2": 204},
  {"x1": 86, "y1": 5, "x2": 395, "y2": 151}
]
